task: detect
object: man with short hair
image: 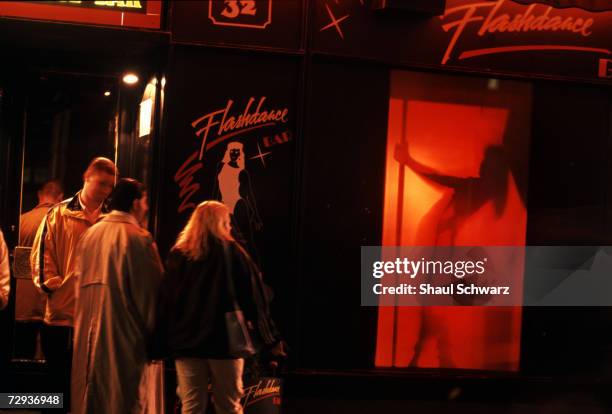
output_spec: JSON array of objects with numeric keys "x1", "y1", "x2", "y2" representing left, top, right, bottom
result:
[
  {"x1": 14, "y1": 180, "x2": 64, "y2": 359},
  {"x1": 20, "y1": 180, "x2": 64, "y2": 247},
  {"x1": 31, "y1": 157, "x2": 118, "y2": 407},
  {"x1": 72, "y1": 178, "x2": 164, "y2": 414}
]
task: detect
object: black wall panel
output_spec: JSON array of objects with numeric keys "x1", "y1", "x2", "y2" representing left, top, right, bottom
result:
[{"x1": 296, "y1": 59, "x2": 389, "y2": 369}]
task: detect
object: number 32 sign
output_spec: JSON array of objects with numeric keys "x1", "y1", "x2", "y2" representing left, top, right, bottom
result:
[{"x1": 208, "y1": 0, "x2": 273, "y2": 29}]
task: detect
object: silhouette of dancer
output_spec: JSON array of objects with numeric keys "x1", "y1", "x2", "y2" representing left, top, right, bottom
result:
[
  {"x1": 395, "y1": 143, "x2": 509, "y2": 246},
  {"x1": 213, "y1": 141, "x2": 263, "y2": 262},
  {"x1": 394, "y1": 141, "x2": 509, "y2": 367}
]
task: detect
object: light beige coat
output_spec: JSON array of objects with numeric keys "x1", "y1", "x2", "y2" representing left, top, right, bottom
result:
[{"x1": 71, "y1": 211, "x2": 164, "y2": 414}]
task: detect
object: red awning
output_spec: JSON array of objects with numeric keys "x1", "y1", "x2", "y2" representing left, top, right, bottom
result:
[{"x1": 510, "y1": 0, "x2": 612, "y2": 12}]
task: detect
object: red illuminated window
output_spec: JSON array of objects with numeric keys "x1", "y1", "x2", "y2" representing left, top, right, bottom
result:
[{"x1": 376, "y1": 71, "x2": 533, "y2": 370}]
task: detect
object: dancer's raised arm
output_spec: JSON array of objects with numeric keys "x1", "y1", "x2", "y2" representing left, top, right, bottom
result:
[{"x1": 394, "y1": 143, "x2": 468, "y2": 188}]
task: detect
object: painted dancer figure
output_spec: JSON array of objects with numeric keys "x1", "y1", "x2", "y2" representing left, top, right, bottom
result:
[
  {"x1": 213, "y1": 141, "x2": 263, "y2": 262},
  {"x1": 394, "y1": 142, "x2": 509, "y2": 367}
]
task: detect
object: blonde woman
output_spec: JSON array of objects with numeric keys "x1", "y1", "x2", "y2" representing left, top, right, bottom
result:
[{"x1": 157, "y1": 201, "x2": 281, "y2": 414}]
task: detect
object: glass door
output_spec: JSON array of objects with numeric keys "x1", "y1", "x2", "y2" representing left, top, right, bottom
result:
[{"x1": 6, "y1": 68, "x2": 160, "y2": 365}]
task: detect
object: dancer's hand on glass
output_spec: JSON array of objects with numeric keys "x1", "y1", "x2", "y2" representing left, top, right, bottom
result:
[{"x1": 394, "y1": 142, "x2": 411, "y2": 165}]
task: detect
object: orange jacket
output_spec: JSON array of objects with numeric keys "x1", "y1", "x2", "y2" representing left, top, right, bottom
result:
[{"x1": 30, "y1": 192, "x2": 108, "y2": 326}]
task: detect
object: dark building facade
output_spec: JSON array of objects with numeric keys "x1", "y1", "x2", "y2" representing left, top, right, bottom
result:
[{"x1": 0, "y1": 0, "x2": 611, "y2": 411}]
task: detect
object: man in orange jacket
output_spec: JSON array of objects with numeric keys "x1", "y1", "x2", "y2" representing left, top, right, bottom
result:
[{"x1": 31, "y1": 157, "x2": 118, "y2": 410}]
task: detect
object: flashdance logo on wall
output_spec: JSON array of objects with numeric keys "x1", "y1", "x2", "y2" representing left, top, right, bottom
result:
[
  {"x1": 242, "y1": 378, "x2": 282, "y2": 410},
  {"x1": 172, "y1": 96, "x2": 292, "y2": 261},
  {"x1": 440, "y1": 0, "x2": 611, "y2": 71},
  {"x1": 174, "y1": 96, "x2": 290, "y2": 213}
]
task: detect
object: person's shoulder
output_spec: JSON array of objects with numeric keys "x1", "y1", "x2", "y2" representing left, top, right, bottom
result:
[
  {"x1": 227, "y1": 240, "x2": 241, "y2": 252},
  {"x1": 168, "y1": 247, "x2": 187, "y2": 260},
  {"x1": 123, "y1": 227, "x2": 161, "y2": 263},
  {"x1": 49, "y1": 196, "x2": 74, "y2": 214},
  {"x1": 228, "y1": 240, "x2": 251, "y2": 262},
  {"x1": 51, "y1": 197, "x2": 71, "y2": 209},
  {"x1": 124, "y1": 222, "x2": 154, "y2": 246},
  {"x1": 43, "y1": 197, "x2": 73, "y2": 224},
  {"x1": 20, "y1": 207, "x2": 37, "y2": 219},
  {"x1": 123, "y1": 219, "x2": 151, "y2": 236},
  {"x1": 22, "y1": 205, "x2": 47, "y2": 218},
  {"x1": 102, "y1": 212, "x2": 149, "y2": 237},
  {"x1": 166, "y1": 247, "x2": 191, "y2": 268}
]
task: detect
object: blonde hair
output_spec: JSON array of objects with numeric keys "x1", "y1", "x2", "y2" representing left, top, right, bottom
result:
[{"x1": 173, "y1": 200, "x2": 234, "y2": 260}]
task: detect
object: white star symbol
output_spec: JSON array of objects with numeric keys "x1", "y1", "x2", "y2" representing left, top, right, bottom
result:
[{"x1": 249, "y1": 143, "x2": 272, "y2": 167}]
